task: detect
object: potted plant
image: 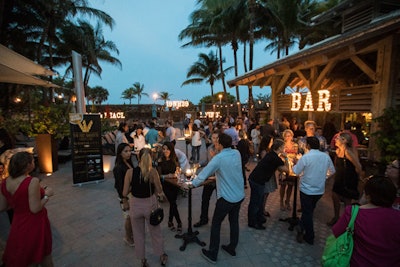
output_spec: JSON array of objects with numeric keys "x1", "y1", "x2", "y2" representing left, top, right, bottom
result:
[
  {"x1": 29, "y1": 104, "x2": 71, "y2": 173},
  {"x1": 372, "y1": 106, "x2": 400, "y2": 167}
]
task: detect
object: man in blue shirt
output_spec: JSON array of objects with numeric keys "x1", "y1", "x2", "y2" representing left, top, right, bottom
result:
[
  {"x1": 144, "y1": 122, "x2": 158, "y2": 147},
  {"x1": 223, "y1": 122, "x2": 239, "y2": 147},
  {"x1": 187, "y1": 133, "x2": 245, "y2": 263},
  {"x1": 293, "y1": 137, "x2": 335, "y2": 245}
]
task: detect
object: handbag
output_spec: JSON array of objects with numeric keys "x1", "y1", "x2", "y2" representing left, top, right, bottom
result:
[
  {"x1": 321, "y1": 204, "x2": 359, "y2": 267},
  {"x1": 148, "y1": 178, "x2": 164, "y2": 226}
]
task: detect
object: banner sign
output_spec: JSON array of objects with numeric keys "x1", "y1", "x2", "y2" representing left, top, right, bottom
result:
[{"x1": 69, "y1": 113, "x2": 104, "y2": 185}]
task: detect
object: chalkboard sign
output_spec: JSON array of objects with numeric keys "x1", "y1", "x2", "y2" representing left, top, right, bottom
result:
[{"x1": 70, "y1": 113, "x2": 104, "y2": 185}]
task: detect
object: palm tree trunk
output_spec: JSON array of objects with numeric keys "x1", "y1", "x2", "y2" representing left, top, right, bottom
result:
[
  {"x1": 218, "y1": 44, "x2": 229, "y2": 116},
  {"x1": 248, "y1": 0, "x2": 256, "y2": 119}
]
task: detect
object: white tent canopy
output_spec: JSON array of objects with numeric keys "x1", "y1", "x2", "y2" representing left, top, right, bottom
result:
[{"x1": 0, "y1": 44, "x2": 59, "y2": 87}]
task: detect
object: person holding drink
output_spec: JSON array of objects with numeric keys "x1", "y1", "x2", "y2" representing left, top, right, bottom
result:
[{"x1": 157, "y1": 141, "x2": 183, "y2": 234}]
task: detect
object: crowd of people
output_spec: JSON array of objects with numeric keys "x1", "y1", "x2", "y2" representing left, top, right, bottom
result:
[
  {"x1": 106, "y1": 114, "x2": 399, "y2": 265},
  {"x1": 0, "y1": 113, "x2": 399, "y2": 266}
]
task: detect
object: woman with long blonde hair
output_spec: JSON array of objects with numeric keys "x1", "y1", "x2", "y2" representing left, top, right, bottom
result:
[
  {"x1": 122, "y1": 148, "x2": 168, "y2": 267},
  {"x1": 327, "y1": 132, "x2": 362, "y2": 226}
]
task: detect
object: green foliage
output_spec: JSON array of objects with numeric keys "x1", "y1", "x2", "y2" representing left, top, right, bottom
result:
[
  {"x1": 372, "y1": 106, "x2": 400, "y2": 164},
  {"x1": 29, "y1": 104, "x2": 71, "y2": 140},
  {"x1": 199, "y1": 92, "x2": 236, "y2": 104},
  {"x1": 0, "y1": 112, "x2": 30, "y2": 137}
]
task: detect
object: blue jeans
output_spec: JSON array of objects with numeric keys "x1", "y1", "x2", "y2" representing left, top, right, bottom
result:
[
  {"x1": 191, "y1": 145, "x2": 200, "y2": 162},
  {"x1": 299, "y1": 191, "x2": 322, "y2": 243},
  {"x1": 208, "y1": 197, "x2": 243, "y2": 259},
  {"x1": 247, "y1": 179, "x2": 265, "y2": 226}
]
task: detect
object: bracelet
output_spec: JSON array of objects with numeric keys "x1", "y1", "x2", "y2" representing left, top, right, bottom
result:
[{"x1": 44, "y1": 195, "x2": 49, "y2": 201}]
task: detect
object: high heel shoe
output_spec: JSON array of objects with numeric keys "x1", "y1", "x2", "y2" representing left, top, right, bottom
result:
[
  {"x1": 168, "y1": 221, "x2": 176, "y2": 232},
  {"x1": 160, "y1": 253, "x2": 168, "y2": 266},
  {"x1": 141, "y1": 258, "x2": 149, "y2": 267},
  {"x1": 176, "y1": 223, "x2": 182, "y2": 234}
]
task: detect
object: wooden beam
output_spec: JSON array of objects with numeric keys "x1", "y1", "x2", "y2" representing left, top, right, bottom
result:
[
  {"x1": 276, "y1": 73, "x2": 291, "y2": 94},
  {"x1": 312, "y1": 60, "x2": 338, "y2": 91},
  {"x1": 295, "y1": 70, "x2": 310, "y2": 89},
  {"x1": 350, "y1": 55, "x2": 376, "y2": 81}
]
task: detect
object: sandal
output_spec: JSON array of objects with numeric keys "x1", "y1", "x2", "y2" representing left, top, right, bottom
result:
[
  {"x1": 168, "y1": 221, "x2": 176, "y2": 232},
  {"x1": 160, "y1": 253, "x2": 168, "y2": 266},
  {"x1": 177, "y1": 223, "x2": 182, "y2": 234}
]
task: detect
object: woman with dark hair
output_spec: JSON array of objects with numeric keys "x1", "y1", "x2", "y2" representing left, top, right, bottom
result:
[
  {"x1": 327, "y1": 132, "x2": 362, "y2": 226},
  {"x1": 113, "y1": 143, "x2": 134, "y2": 247},
  {"x1": 122, "y1": 148, "x2": 167, "y2": 267},
  {"x1": 0, "y1": 152, "x2": 54, "y2": 266},
  {"x1": 332, "y1": 176, "x2": 400, "y2": 266},
  {"x1": 248, "y1": 139, "x2": 288, "y2": 229},
  {"x1": 157, "y1": 141, "x2": 183, "y2": 233},
  {"x1": 131, "y1": 125, "x2": 146, "y2": 151},
  {"x1": 259, "y1": 135, "x2": 277, "y2": 217},
  {"x1": 115, "y1": 122, "x2": 133, "y2": 152}
]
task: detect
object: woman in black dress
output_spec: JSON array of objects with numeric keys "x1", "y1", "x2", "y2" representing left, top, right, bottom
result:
[
  {"x1": 327, "y1": 132, "x2": 362, "y2": 226},
  {"x1": 113, "y1": 143, "x2": 134, "y2": 246},
  {"x1": 157, "y1": 141, "x2": 183, "y2": 233}
]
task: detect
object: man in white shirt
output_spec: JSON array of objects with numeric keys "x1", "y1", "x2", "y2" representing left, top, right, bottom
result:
[
  {"x1": 165, "y1": 120, "x2": 176, "y2": 145},
  {"x1": 293, "y1": 136, "x2": 335, "y2": 245}
]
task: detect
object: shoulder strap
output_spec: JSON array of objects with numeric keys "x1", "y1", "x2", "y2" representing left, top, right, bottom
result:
[{"x1": 347, "y1": 204, "x2": 359, "y2": 232}]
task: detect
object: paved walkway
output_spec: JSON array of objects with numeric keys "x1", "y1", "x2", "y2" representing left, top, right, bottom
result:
[{"x1": 0, "y1": 139, "x2": 337, "y2": 267}]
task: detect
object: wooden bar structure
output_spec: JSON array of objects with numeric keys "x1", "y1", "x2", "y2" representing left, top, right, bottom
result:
[{"x1": 227, "y1": 0, "x2": 400, "y2": 161}]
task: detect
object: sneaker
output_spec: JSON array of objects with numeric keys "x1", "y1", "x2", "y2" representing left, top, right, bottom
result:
[
  {"x1": 201, "y1": 249, "x2": 216, "y2": 264},
  {"x1": 124, "y1": 237, "x2": 135, "y2": 247},
  {"x1": 221, "y1": 245, "x2": 236, "y2": 256}
]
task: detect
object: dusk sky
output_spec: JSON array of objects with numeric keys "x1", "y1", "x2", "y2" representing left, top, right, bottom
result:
[{"x1": 87, "y1": 0, "x2": 276, "y2": 105}]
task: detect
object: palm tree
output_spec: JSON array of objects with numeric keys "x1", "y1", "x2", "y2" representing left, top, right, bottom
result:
[
  {"x1": 0, "y1": 0, "x2": 117, "y2": 103},
  {"x1": 90, "y1": 86, "x2": 109, "y2": 105},
  {"x1": 182, "y1": 51, "x2": 233, "y2": 96},
  {"x1": 121, "y1": 87, "x2": 136, "y2": 105},
  {"x1": 159, "y1": 91, "x2": 172, "y2": 107},
  {"x1": 131, "y1": 82, "x2": 148, "y2": 104},
  {"x1": 179, "y1": 3, "x2": 231, "y2": 109},
  {"x1": 59, "y1": 20, "x2": 121, "y2": 96}
]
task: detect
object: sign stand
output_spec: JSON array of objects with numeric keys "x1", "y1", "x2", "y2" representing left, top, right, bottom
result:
[{"x1": 70, "y1": 113, "x2": 104, "y2": 186}]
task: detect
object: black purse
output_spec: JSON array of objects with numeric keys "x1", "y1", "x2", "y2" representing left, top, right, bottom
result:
[
  {"x1": 150, "y1": 207, "x2": 164, "y2": 226},
  {"x1": 149, "y1": 178, "x2": 164, "y2": 226}
]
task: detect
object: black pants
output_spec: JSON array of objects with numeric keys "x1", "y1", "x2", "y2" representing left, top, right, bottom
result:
[
  {"x1": 199, "y1": 182, "x2": 216, "y2": 222},
  {"x1": 163, "y1": 181, "x2": 182, "y2": 224}
]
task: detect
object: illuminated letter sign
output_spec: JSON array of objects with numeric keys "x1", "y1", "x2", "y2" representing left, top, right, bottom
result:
[
  {"x1": 291, "y1": 90, "x2": 331, "y2": 112},
  {"x1": 303, "y1": 92, "x2": 314, "y2": 111},
  {"x1": 317, "y1": 89, "x2": 331, "y2": 111},
  {"x1": 291, "y1": 93, "x2": 301, "y2": 111},
  {"x1": 166, "y1": 100, "x2": 189, "y2": 108},
  {"x1": 100, "y1": 112, "x2": 125, "y2": 119}
]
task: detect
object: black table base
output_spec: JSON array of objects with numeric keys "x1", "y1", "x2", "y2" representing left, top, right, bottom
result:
[
  {"x1": 175, "y1": 187, "x2": 206, "y2": 251},
  {"x1": 279, "y1": 175, "x2": 299, "y2": 231}
]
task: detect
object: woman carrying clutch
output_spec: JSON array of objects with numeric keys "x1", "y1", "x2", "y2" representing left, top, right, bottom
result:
[{"x1": 122, "y1": 148, "x2": 168, "y2": 267}]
